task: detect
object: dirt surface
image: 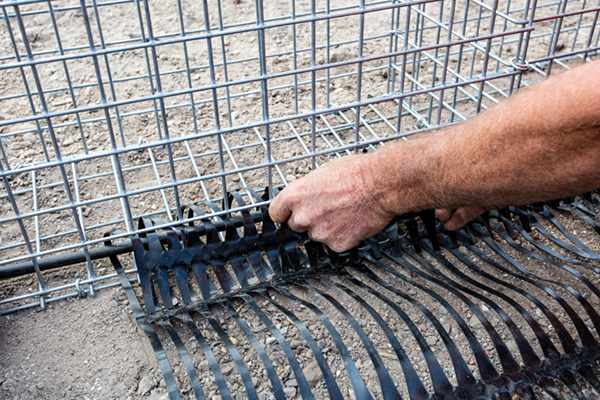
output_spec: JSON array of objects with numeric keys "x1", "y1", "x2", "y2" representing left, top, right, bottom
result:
[
  {"x1": 3, "y1": 206, "x2": 600, "y2": 400},
  {"x1": 1, "y1": 0, "x2": 600, "y2": 399},
  {"x1": 0, "y1": 288, "x2": 167, "y2": 400}
]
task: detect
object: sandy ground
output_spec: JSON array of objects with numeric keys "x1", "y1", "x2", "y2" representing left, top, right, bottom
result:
[
  {"x1": 3, "y1": 208, "x2": 600, "y2": 400},
  {"x1": 0, "y1": 288, "x2": 165, "y2": 400},
  {"x1": 1, "y1": 0, "x2": 600, "y2": 399}
]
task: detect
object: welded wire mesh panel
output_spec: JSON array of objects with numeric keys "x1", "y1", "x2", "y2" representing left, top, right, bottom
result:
[
  {"x1": 0, "y1": 0, "x2": 599, "y2": 317},
  {"x1": 0, "y1": 0, "x2": 414, "y2": 311},
  {"x1": 520, "y1": 0, "x2": 600, "y2": 77},
  {"x1": 387, "y1": 0, "x2": 531, "y2": 126},
  {"x1": 2, "y1": 1, "x2": 600, "y2": 399}
]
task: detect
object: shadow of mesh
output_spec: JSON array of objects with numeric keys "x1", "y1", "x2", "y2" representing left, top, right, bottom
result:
[{"x1": 106, "y1": 189, "x2": 600, "y2": 400}]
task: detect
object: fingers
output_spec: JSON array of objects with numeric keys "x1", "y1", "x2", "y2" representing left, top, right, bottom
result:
[
  {"x1": 435, "y1": 208, "x2": 453, "y2": 221},
  {"x1": 307, "y1": 229, "x2": 357, "y2": 253},
  {"x1": 287, "y1": 211, "x2": 310, "y2": 233},
  {"x1": 269, "y1": 188, "x2": 293, "y2": 223},
  {"x1": 443, "y1": 207, "x2": 485, "y2": 231},
  {"x1": 267, "y1": 154, "x2": 389, "y2": 253}
]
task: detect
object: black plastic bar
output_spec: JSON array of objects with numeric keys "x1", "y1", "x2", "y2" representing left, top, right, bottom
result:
[{"x1": 0, "y1": 211, "x2": 264, "y2": 280}]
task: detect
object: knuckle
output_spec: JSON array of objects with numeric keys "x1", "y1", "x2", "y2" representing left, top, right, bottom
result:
[
  {"x1": 294, "y1": 213, "x2": 311, "y2": 229},
  {"x1": 328, "y1": 242, "x2": 347, "y2": 253},
  {"x1": 310, "y1": 230, "x2": 328, "y2": 243},
  {"x1": 289, "y1": 213, "x2": 310, "y2": 232}
]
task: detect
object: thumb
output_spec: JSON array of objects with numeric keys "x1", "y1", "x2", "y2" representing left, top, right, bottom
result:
[
  {"x1": 435, "y1": 208, "x2": 453, "y2": 221},
  {"x1": 444, "y1": 207, "x2": 485, "y2": 230}
]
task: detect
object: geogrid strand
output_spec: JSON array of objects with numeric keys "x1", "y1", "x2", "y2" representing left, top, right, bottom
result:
[{"x1": 104, "y1": 189, "x2": 600, "y2": 399}]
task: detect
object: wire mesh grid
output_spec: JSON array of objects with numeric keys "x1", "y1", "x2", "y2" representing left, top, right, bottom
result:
[{"x1": 0, "y1": 0, "x2": 598, "y2": 313}]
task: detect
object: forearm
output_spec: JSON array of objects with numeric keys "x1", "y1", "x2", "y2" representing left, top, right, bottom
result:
[
  {"x1": 374, "y1": 60, "x2": 600, "y2": 214},
  {"x1": 268, "y1": 60, "x2": 600, "y2": 252}
]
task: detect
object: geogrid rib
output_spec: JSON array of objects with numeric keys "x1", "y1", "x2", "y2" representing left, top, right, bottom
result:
[{"x1": 108, "y1": 189, "x2": 600, "y2": 400}]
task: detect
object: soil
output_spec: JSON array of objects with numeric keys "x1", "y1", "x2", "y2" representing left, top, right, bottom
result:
[
  {"x1": 1, "y1": 0, "x2": 600, "y2": 399},
  {"x1": 3, "y1": 207, "x2": 600, "y2": 400}
]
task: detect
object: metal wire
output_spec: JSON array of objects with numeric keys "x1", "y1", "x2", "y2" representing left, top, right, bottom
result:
[{"x1": 0, "y1": 0, "x2": 599, "y2": 314}]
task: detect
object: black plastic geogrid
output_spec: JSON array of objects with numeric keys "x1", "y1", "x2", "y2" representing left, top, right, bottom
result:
[{"x1": 107, "y1": 190, "x2": 600, "y2": 400}]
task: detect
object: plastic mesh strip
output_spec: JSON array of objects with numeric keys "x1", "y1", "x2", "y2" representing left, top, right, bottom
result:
[{"x1": 107, "y1": 189, "x2": 600, "y2": 400}]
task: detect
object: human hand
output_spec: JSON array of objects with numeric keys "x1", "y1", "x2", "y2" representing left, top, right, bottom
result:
[
  {"x1": 435, "y1": 207, "x2": 485, "y2": 231},
  {"x1": 269, "y1": 154, "x2": 395, "y2": 252}
]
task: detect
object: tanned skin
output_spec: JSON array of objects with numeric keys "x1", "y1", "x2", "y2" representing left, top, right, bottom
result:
[{"x1": 269, "y1": 59, "x2": 600, "y2": 252}]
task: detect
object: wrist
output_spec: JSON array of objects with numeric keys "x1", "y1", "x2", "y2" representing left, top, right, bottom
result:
[{"x1": 367, "y1": 140, "x2": 432, "y2": 217}]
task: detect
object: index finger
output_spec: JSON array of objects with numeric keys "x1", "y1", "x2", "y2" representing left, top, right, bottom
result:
[{"x1": 269, "y1": 189, "x2": 293, "y2": 223}]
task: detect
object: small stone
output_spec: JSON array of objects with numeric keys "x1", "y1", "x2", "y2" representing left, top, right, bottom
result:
[
  {"x1": 468, "y1": 315, "x2": 480, "y2": 330},
  {"x1": 481, "y1": 304, "x2": 489, "y2": 312},
  {"x1": 148, "y1": 388, "x2": 169, "y2": 400},
  {"x1": 286, "y1": 379, "x2": 298, "y2": 387},
  {"x1": 11, "y1": 142, "x2": 29, "y2": 150},
  {"x1": 442, "y1": 323, "x2": 451, "y2": 334},
  {"x1": 279, "y1": 326, "x2": 288, "y2": 336},
  {"x1": 438, "y1": 306, "x2": 448, "y2": 315},
  {"x1": 458, "y1": 246, "x2": 469, "y2": 256},
  {"x1": 285, "y1": 175, "x2": 296, "y2": 182},
  {"x1": 137, "y1": 376, "x2": 156, "y2": 396},
  {"x1": 426, "y1": 335, "x2": 439, "y2": 346},
  {"x1": 419, "y1": 324, "x2": 428, "y2": 332},
  {"x1": 302, "y1": 361, "x2": 322, "y2": 388},
  {"x1": 198, "y1": 360, "x2": 209, "y2": 372},
  {"x1": 221, "y1": 362, "x2": 235, "y2": 377},
  {"x1": 266, "y1": 336, "x2": 277, "y2": 345},
  {"x1": 317, "y1": 340, "x2": 325, "y2": 349},
  {"x1": 283, "y1": 387, "x2": 297, "y2": 397},
  {"x1": 24, "y1": 133, "x2": 37, "y2": 145},
  {"x1": 289, "y1": 340, "x2": 302, "y2": 349},
  {"x1": 283, "y1": 152, "x2": 293, "y2": 159}
]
